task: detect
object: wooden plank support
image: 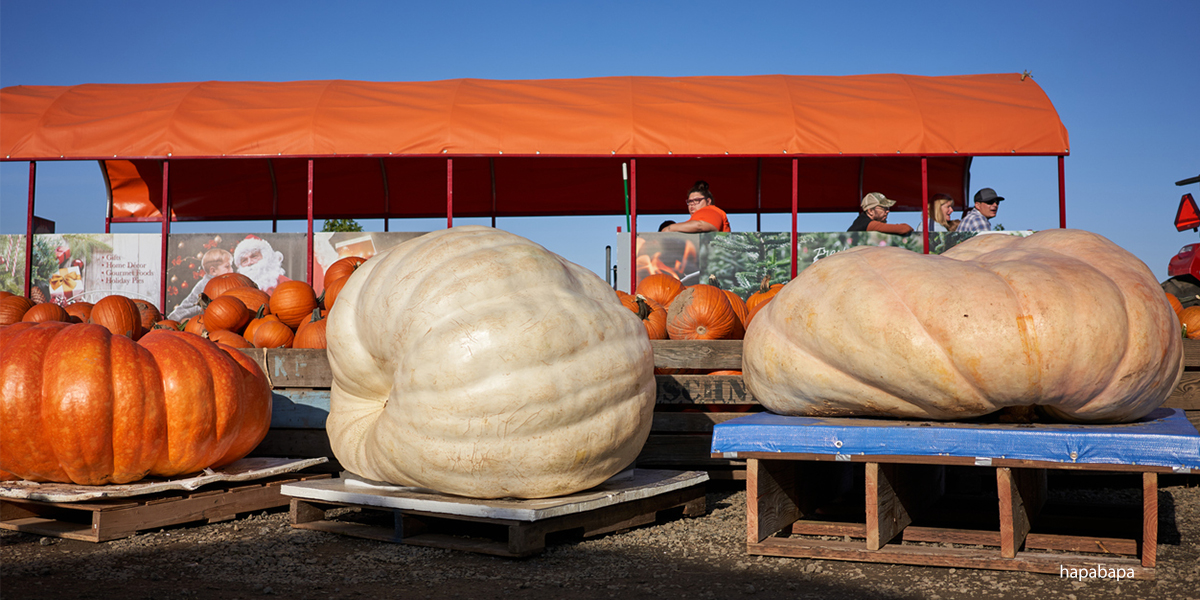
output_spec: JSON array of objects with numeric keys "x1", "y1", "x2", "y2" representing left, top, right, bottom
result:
[
  {"x1": 1143, "y1": 471, "x2": 1157, "y2": 568},
  {"x1": 747, "y1": 458, "x2": 800, "y2": 544},
  {"x1": 866, "y1": 463, "x2": 910, "y2": 550},
  {"x1": 997, "y1": 467, "x2": 1047, "y2": 558}
]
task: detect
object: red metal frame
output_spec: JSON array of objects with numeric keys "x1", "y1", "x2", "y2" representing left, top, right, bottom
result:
[
  {"x1": 1058, "y1": 155, "x2": 1067, "y2": 228},
  {"x1": 921, "y1": 158, "x2": 929, "y2": 254},
  {"x1": 3, "y1": 151, "x2": 1069, "y2": 162},
  {"x1": 159, "y1": 160, "x2": 171, "y2": 312},
  {"x1": 447, "y1": 158, "x2": 454, "y2": 228},
  {"x1": 791, "y1": 159, "x2": 798, "y2": 278},
  {"x1": 307, "y1": 159, "x2": 314, "y2": 285},
  {"x1": 23, "y1": 162, "x2": 35, "y2": 297},
  {"x1": 630, "y1": 159, "x2": 638, "y2": 293}
]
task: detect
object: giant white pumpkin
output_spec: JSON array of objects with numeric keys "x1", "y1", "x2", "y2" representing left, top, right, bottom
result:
[
  {"x1": 744, "y1": 229, "x2": 1183, "y2": 423},
  {"x1": 325, "y1": 226, "x2": 655, "y2": 498}
]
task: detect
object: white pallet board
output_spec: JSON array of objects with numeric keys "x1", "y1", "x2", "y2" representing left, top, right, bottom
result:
[{"x1": 281, "y1": 468, "x2": 708, "y2": 522}]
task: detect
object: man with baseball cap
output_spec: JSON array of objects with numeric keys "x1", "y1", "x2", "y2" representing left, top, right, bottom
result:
[
  {"x1": 958, "y1": 188, "x2": 1005, "y2": 232},
  {"x1": 847, "y1": 192, "x2": 914, "y2": 235}
]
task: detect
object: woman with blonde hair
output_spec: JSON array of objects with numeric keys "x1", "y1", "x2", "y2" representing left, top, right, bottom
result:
[{"x1": 929, "y1": 194, "x2": 959, "y2": 232}]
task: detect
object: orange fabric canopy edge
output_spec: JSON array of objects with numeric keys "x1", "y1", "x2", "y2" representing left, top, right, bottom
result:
[{"x1": 0, "y1": 74, "x2": 1069, "y2": 220}]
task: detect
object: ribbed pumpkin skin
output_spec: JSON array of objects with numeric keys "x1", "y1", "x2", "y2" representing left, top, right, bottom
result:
[
  {"x1": 666, "y1": 285, "x2": 745, "y2": 340},
  {"x1": 0, "y1": 325, "x2": 272, "y2": 484},
  {"x1": 637, "y1": 273, "x2": 685, "y2": 309},
  {"x1": 0, "y1": 296, "x2": 35, "y2": 326},
  {"x1": 617, "y1": 292, "x2": 668, "y2": 340},
  {"x1": 327, "y1": 226, "x2": 654, "y2": 499},
  {"x1": 252, "y1": 319, "x2": 294, "y2": 348},
  {"x1": 90, "y1": 295, "x2": 144, "y2": 339},
  {"x1": 1166, "y1": 292, "x2": 1183, "y2": 316},
  {"x1": 64, "y1": 302, "x2": 94, "y2": 323},
  {"x1": 744, "y1": 229, "x2": 1184, "y2": 423},
  {"x1": 207, "y1": 329, "x2": 252, "y2": 348},
  {"x1": 0, "y1": 323, "x2": 166, "y2": 485},
  {"x1": 132, "y1": 300, "x2": 163, "y2": 331},
  {"x1": 139, "y1": 330, "x2": 271, "y2": 475},
  {"x1": 269, "y1": 281, "x2": 318, "y2": 329},
  {"x1": 322, "y1": 276, "x2": 349, "y2": 310},
  {"x1": 746, "y1": 279, "x2": 785, "y2": 312},
  {"x1": 293, "y1": 314, "x2": 327, "y2": 349},
  {"x1": 21, "y1": 303, "x2": 70, "y2": 323}
]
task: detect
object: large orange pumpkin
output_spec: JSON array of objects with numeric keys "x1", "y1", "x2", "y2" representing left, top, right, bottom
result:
[
  {"x1": 203, "y1": 295, "x2": 251, "y2": 333},
  {"x1": 744, "y1": 229, "x2": 1184, "y2": 423},
  {"x1": 666, "y1": 284, "x2": 744, "y2": 340},
  {"x1": 270, "y1": 281, "x2": 318, "y2": 329},
  {"x1": 21, "y1": 303, "x2": 70, "y2": 323},
  {"x1": 637, "y1": 273, "x2": 685, "y2": 309},
  {"x1": 324, "y1": 256, "x2": 367, "y2": 284},
  {"x1": 204, "y1": 273, "x2": 256, "y2": 299},
  {"x1": 90, "y1": 295, "x2": 144, "y2": 339},
  {"x1": 708, "y1": 277, "x2": 749, "y2": 329},
  {"x1": 0, "y1": 296, "x2": 35, "y2": 326},
  {"x1": 0, "y1": 324, "x2": 271, "y2": 484}
]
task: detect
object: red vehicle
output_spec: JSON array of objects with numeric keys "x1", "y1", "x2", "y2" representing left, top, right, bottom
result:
[{"x1": 1164, "y1": 174, "x2": 1200, "y2": 306}]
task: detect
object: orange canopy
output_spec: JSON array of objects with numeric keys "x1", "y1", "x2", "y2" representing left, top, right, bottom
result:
[{"x1": 0, "y1": 74, "x2": 1068, "y2": 219}]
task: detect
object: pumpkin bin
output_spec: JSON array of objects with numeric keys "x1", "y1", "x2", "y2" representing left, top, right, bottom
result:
[{"x1": 326, "y1": 226, "x2": 655, "y2": 499}]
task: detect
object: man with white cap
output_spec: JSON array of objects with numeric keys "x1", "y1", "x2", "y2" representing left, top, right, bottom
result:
[
  {"x1": 958, "y1": 188, "x2": 1005, "y2": 232},
  {"x1": 847, "y1": 192, "x2": 913, "y2": 235}
]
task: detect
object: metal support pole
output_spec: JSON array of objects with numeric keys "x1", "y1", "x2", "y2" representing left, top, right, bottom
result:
[
  {"x1": 447, "y1": 158, "x2": 454, "y2": 228},
  {"x1": 921, "y1": 157, "x2": 929, "y2": 254},
  {"x1": 268, "y1": 159, "x2": 278, "y2": 233},
  {"x1": 791, "y1": 158, "x2": 798, "y2": 279},
  {"x1": 306, "y1": 159, "x2": 314, "y2": 285},
  {"x1": 629, "y1": 158, "x2": 638, "y2": 293},
  {"x1": 1058, "y1": 156, "x2": 1067, "y2": 228},
  {"x1": 23, "y1": 162, "x2": 35, "y2": 298},
  {"x1": 490, "y1": 157, "x2": 497, "y2": 228},
  {"x1": 159, "y1": 161, "x2": 171, "y2": 313},
  {"x1": 379, "y1": 158, "x2": 390, "y2": 232}
]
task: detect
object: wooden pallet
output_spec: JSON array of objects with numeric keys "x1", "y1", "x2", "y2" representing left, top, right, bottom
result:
[
  {"x1": 283, "y1": 469, "x2": 708, "y2": 557},
  {"x1": 741, "y1": 456, "x2": 1162, "y2": 579},
  {"x1": 0, "y1": 473, "x2": 330, "y2": 542}
]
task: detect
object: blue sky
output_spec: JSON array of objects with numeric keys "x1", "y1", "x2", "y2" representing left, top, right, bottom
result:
[{"x1": 2, "y1": 1, "x2": 1197, "y2": 281}]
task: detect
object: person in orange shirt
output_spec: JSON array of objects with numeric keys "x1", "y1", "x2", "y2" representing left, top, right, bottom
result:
[{"x1": 661, "y1": 181, "x2": 732, "y2": 233}]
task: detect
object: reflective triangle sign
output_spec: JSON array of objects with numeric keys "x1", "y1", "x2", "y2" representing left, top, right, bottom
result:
[{"x1": 1176, "y1": 193, "x2": 1200, "y2": 232}]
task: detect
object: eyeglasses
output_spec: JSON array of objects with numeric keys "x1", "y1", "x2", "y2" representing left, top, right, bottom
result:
[
  {"x1": 977, "y1": 200, "x2": 999, "y2": 206},
  {"x1": 686, "y1": 197, "x2": 707, "y2": 205}
]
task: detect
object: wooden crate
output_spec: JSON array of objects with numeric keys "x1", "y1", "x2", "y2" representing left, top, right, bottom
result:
[
  {"x1": 282, "y1": 469, "x2": 708, "y2": 557},
  {"x1": 240, "y1": 339, "x2": 1200, "y2": 477},
  {"x1": 740, "y1": 455, "x2": 1166, "y2": 579},
  {"x1": 0, "y1": 473, "x2": 330, "y2": 542}
]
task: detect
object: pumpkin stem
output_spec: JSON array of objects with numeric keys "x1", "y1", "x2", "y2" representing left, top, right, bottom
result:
[
  {"x1": 198, "y1": 293, "x2": 211, "y2": 308},
  {"x1": 253, "y1": 305, "x2": 265, "y2": 320},
  {"x1": 311, "y1": 307, "x2": 324, "y2": 322},
  {"x1": 317, "y1": 289, "x2": 327, "y2": 308},
  {"x1": 759, "y1": 276, "x2": 771, "y2": 293},
  {"x1": 708, "y1": 274, "x2": 719, "y2": 287},
  {"x1": 634, "y1": 294, "x2": 652, "y2": 320}
]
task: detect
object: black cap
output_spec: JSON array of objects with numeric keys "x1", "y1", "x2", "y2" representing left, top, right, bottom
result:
[{"x1": 974, "y1": 188, "x2": 1005, "y2": 204}]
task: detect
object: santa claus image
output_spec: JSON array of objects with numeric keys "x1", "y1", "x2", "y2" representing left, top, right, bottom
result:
[{"x1": 234, "y1": 235, "x2": 290, "y2": 294}]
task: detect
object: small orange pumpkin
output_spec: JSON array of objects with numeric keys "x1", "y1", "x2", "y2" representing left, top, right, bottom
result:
[
  {"x1": 324, "y1": 256, "x2": 367, "y2": 284},
  {"x1": 64, "y1": 301, "x2": 94, "y2": 324},
  {"x1": 203, "y1": 295, "x2": 251, "y2": 333},
  {"x1": 666, "y1": 284, "x2": 744, "y2": 340},
  {"x1": 183, "y1": 314, "x2": 208, "y2": 337},
  {"x1": 637, "y1": 273, "x2": 686, "y2": 309},
  {"x1": 1167, "y1": 292, "x2": 1184, "y2": 316},
  {"x1": 0, "y1": 295, "x2": 35, "y2": 326},
  {"x1": 90, "y1": 295, "x2": 144, "y2": 339},
  {"x1": 207, "y1": 329, "x2": 253, "y2": 348},
  {"x1": 617, "y1": 292, "x2": 668, "y2": 340},
  {"x1": 21, "y1": 303, "x2": 71, "y2": 323},
  {"x1": 131, "y1": 299, "x2": 163, "y2": 332},
  {"x1": 219, "y1": 286, "x2": 271, "y2": 316},
  {"x1": 322, "y1": 276, "x2": 349, "y2": 311},
  {"x1": 269, "y1": 281, "x2": 318, "y2": 329},
  {"x1": 252, "y1": 319, "x2": 294, "y2": 348},
  {"x1": 708, "y1": 276, "x2": 749, "y2": 329},
  {"x1": 242, "y1": 310, "x2": 279, "y2": 345},
  {"x1": 154, "y1": 319, "x2": 182, "y2": 331},
  {"x1": 1180, "y1": 306, "x2": 1200, "y2": 339},
  {"x1": 746, "y1": 276, "x2": 785, "y2": 313},
  {"x1": 204, "y1": 273, "x2": 256, "y2": 299},
  {"x1": 293, "y1": 308, "x2": 328, "y2": 349}
]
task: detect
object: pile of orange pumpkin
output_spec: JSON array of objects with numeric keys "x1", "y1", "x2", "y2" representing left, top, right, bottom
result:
[
  {"x1": 617, "y1": 273, "x2": 784, "y2": 341},
  {"x1": 0, "y1": 255, "x2": 366, "y2": 351}
]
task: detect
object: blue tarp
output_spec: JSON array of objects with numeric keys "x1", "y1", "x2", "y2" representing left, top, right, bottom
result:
[{"x1": 711, "y1": 408, "x2": 1200, "y2": 471}]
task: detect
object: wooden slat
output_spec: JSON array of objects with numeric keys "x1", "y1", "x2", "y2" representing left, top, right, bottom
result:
[
  {"x1": 1143, "y1": 472, "x2": 1157, "y2": 568},
  {"x1": 651, "y1": 340, "x2": 742, "y2": 370},
  {"x1": 782, "y1": 522, "x2": 1139, "y2": 556},
  {"x1": 747, "y1": 459, "x2": 800, "y2": 544},
  {"x1": 998, "y1": 467, "x2": 1046, "y2": 558},
  {"x1": 1182, "y1": 339, "x2": 1200, "y2": 368},
  {"x1": 866, "y1": 463, "x2": 914, "y2": 551},
  {"x1": 261, "y1": 348, "x2": 331, "y2": 388},
  {"x1": 724, "y1": 451, "x2": 1194, "y2": 474},
  {"x1": 1165, "y1": 370, "x2": 1200, "y2": 410},
  {"x1": 655, "y1": 375, "x2": 756, "y2": 404}
]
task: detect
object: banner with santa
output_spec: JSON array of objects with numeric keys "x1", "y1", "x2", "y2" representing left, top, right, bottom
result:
[{"x1": 165, "y1": 233, "x2": 306, "y2": 321}]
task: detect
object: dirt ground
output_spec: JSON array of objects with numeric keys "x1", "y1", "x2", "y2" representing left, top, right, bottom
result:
[{"x1": 2, "y1": 477, "x2": 1199, "y2": 600}]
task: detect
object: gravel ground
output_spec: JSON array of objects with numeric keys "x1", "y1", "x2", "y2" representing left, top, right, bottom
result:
[{"x1": 2, "y1": 479, "x2": 1199, "y2": 600}]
